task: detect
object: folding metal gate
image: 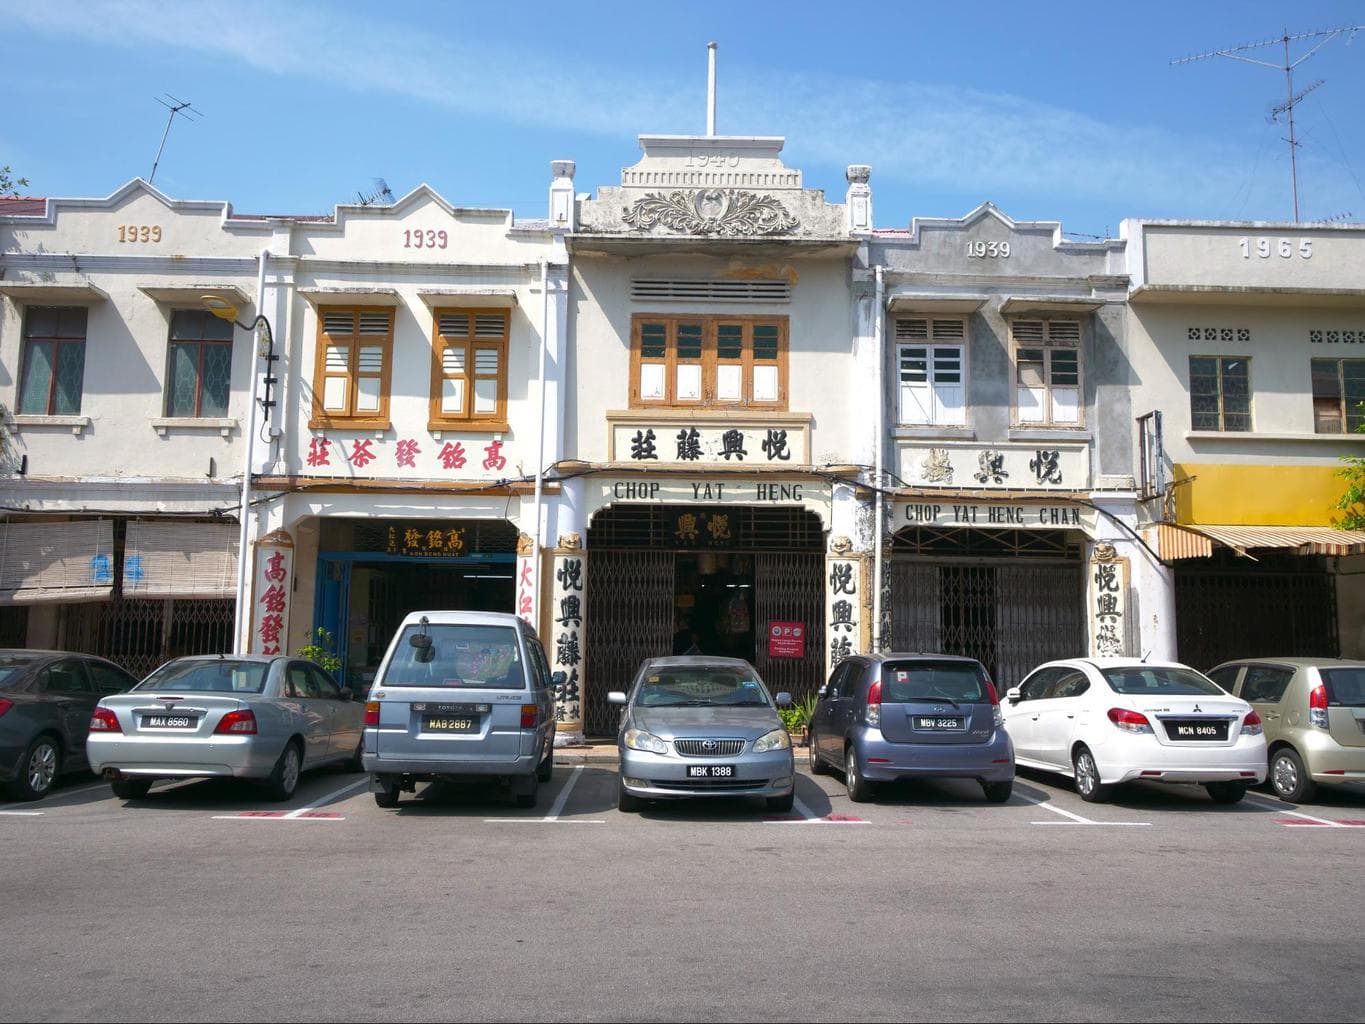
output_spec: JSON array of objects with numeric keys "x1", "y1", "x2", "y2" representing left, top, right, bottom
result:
[
  {"x1": 753, "y1": 552, "x2": 826, "y2": 701},
  {"x1": 583, "y1": 550, "x2": 674, "y2": 737},
  {"x1": 60, "y1": 598, "x2": 235, "y2": 679},
  {"x1": 889, "y1": 560, "x2": 1085, "y2": 690}
]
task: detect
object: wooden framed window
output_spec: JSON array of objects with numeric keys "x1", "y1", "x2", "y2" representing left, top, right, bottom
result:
[
  {"x1": 165, "y1": 310, "x2": 233, "y2": 417},
  {"x1": 310, "y1": 306, "x2": 394, "y2": 429},
  {"x1": 1311, "y1": 358, "x2": 1365, "y2": 434},
  {"x1": 18, "y1": 306, "x2": 88, "y2": 415},
  {"x1": 630, "y1": 315, "x2": 787, "y2": 409},
  {"x1": 895, "y1": 317, "x2": 966, "y2": 425},
  {"x1": 1011, "y1": 319, "x2": 1082, "y2": 426},
  {"x1": 1189, "y1": 355, "x2": 1251, "y2": 432},
  {"x1": 429, "y1": 309, "x2": 509, "y2": 430}
]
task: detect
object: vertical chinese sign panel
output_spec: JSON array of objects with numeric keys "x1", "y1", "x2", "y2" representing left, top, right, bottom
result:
[
  {"x1": 1088, "y1": 551, "x2": 1129, "y2": 658},
  {"x1": 550, "y1": 545, "x2": 587, "y2": 738},
  {"x1": 515, "y1": 533, "x2": 537, "y2": 630},
  {"x1": 251, "y1": 529, "x2": 294, "y2": 656},
  {"x1": 825, "y1": 553, "x2": 862, "y2": 682}
]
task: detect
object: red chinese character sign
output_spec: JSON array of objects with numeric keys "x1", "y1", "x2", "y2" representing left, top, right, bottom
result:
[
  {"x1": 767, "y1": 621, "x2": 806, "y2": 659},
  {"x1": 515, "y1": 533, "x2": 537, "y2": 629},
  {"x1": 251, "y1": 529, "x2": 295, "y2": 656}
]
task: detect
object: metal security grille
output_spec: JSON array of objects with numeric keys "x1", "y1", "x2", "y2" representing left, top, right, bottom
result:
[
  {"x1": 1176, "y1": 557, "x2": 1337, "y2": 671},
  {"x1": 60, "y1": 598, "x2": 235, "y2": 679},
  {"x1": 589, "y1": 504, "x2": 824, "y2": 549},
  {"x1": 583, "y1": 550, "x2": 674, "y2": 737},
  {"x1": 889, "y1": 559, "x2": 1085, "y2": 690},
  {"x1": 754, "y1": 552, "x2": 826, "y2": 700},
  {"x1": 674, "y1": 739, "x2": 746, "y2": 757}
]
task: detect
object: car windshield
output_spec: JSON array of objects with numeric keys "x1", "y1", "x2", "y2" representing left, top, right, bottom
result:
[
  {"x1": 634, "y1": 667, "x2": 770, "y2": 708},
  {"x1": 382, "y1": 624, "x2": 523, "y2": 688},
  {"x1": 0, "y1": 654, "x2": 36, "y2": 687},
  {"x1": 136, "y1": 659, "x2": 269, "y2": 694},
  {"x1": 1101, "y1": 666, "x2": 1223, "y2": 696},
  {"x1": 881, "y1": 660, "x2": 987, "y2": 703},
  {"x1": 1320, "y1": 668, "x2": 1365, "y2": 707}
]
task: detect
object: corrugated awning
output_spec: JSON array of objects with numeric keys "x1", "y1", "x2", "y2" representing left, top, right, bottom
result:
[
  {"x1": 122, "y1": 522, "x2": 239, "y2": 599},
  {"x1": 1150, "y1": 523, "x2": 1365, "y2": 560},
  {"x1": 0, "y1": 520, "x2": 115, "y2": 604}
]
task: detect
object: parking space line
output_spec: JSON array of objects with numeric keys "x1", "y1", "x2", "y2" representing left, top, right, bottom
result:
[
  {"x1": 0, "y1": 779, "x2": 110, "y2": 813},
  {"x1": 1243, "y1": 794, "x2": 1348, "y2": 827},
  {"x1": 1017, "y1": 793, "x2": 1152, "y2": 827},
  {"x1": 0, "y1": 810, "x2": 44, "y2": 816},
  {"x1": 485, "y1": 766, "x2": 606, "y2": 823},
  {"x1": 765, "y1": 796, "x2": 867, "y2": 824},
  {"x1": 211, "y1": 777, "x2": 369, "y2": 821},
  {"x1": 283, "y1": 778, "x2": 368, "y2": 818}
]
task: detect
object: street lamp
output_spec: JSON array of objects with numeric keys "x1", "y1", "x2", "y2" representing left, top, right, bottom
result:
[{"x1": 202, "y1": 292, "x2": 279, "y2": 654}]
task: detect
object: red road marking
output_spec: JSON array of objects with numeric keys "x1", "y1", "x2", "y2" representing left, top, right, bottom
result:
[
  {"x1": 238, "y1": 811, "x2": 287, "y2": 818},
  {"x1": 297, "y1": 811, "x2": 343, "y2": 819},
  {"x1": 1277, "y1": 819, "x2": 1329, "y2": 826},
  {"x1": 823, "y1": 813, "x2": 865, "y2": 822},
  {"x1": 1336, "y1": 819, "x2": 1365, "y2": 826}
]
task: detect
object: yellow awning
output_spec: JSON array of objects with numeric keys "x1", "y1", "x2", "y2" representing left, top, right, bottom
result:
[{"x1": 1151, "y1": 523, "x2": 1365, "y2": 560}]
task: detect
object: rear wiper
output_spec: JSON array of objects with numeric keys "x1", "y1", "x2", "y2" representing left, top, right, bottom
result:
[{"x1": 927, "y1": 689, "x2": 960, "y2": 708}]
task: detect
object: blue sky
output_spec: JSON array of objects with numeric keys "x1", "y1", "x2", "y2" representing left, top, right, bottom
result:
[{"x1": 5, "y1": 1, "x2": 1365, "y2": 238}]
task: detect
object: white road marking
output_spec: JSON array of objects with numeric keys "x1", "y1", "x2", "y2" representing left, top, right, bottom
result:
[
  {"x1": 1244, "y1": 793, "x2": 1348, "y2": 827},
  {"x1": 0, "y1": 810, "x2": 44, "y2": 816},
  {"x1": 283, "y1": 778, "x2": 368, "y2": 818},
  {"x1": 1017, "y1": 792, "x2": 1152, "y2": 827},
  {"x1": 210, "y1": 777, "x2": 369, "y2": 820},
  {"x1": 543, "y1": 765, "x2": 583, "y2": 821},
  {"x1": 485, "y1": 765, "x2": 606, "y2": 822},
  {"x1": 0, "y1": 779, "x2": 110, "y2": 812}
]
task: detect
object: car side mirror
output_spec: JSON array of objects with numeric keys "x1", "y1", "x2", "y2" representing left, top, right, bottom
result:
[
  {"x1": 608, "y1": 691, "x2": 628, "y2": 706},
  {"x1": 817, "y1": 686, "x2": 827, "y2": 698},
  {"x1": 775, "y1": 691, "x2": 793, "y2": 707},
  {"x1": 1006, "y1": 687, "x2": 1022, "y2": 705}
]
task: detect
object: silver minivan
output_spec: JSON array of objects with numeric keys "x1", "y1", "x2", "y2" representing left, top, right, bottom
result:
[{"x1": 362, "y1": 611, "x2": 557, "y2": 809}]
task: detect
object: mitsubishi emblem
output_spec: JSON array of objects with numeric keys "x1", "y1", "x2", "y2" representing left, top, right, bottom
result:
[{"x1": 1193, "y1": 704, "x2": 1202, "y2": 713}]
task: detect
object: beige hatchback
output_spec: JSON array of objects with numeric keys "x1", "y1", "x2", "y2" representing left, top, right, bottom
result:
[{"x1": 1207, "y1": 658, "x2": 1365, "y2": 802}]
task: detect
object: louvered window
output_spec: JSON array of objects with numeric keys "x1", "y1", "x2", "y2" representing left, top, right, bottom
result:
[
  {"x1": 311, "y1": 306, "x2": 394, "y2": 428},
  {"x1": 895, "y1": 318, "x2": 966, "y2": 426},
  {"x1": 19, "y1": 306, "x2": 88, "y2": 415},
  {"x1": 631, "y1": 315, "x2": 787, "y2": 409},
  {"x1": 431, "y1": 309, "x2": 509, "y2": 428},
  {"x1": 1011, "y1": 319, "x2": 1083, "y2": 426}
]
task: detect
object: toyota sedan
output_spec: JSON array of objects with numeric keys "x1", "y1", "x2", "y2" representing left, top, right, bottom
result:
[
  {"x1": 609, "y1": 656, "x2": 795, "y2": 813},
  {"x1": 88, "y1": 654, "x2": 364, "y2": 801}
]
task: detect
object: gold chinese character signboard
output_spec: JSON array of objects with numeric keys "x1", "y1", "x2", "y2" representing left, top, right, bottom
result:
[{"x1": 385, "y1": 524, "x2": 467, "y2": 557}]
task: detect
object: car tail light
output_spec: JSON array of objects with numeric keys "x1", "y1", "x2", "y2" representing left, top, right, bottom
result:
[
  {"x1": 1241, "y1": 708, "x2": 1263, "y2": 736},
  {"x1": 1309, "y1": 684, "x2": 1329, "y2": 729},
  {"x1": 214, "y1": 709, "x2": 257, "y2": 735},
  {"x1": 1107, "y1": 707, "x2": 1153, "y2": 734},
  {"x1": 984, "y1": 678, "x2": 1004, "y2": 728},
  {"x1": 0, "y1": 697, "x2": 12, "y2": 718},
  {"x1": 521, "y1": 704, "x2": 538, "y2": 729},
  {"x1": 89, "y1": 707, "x2": 122, "y2": 733},
  {"x1": 364, "y1": 701, "x2": 380, "y2": 726},
  {"x1": 866, "y1": 679, "x2": 882, "y2": 727}
]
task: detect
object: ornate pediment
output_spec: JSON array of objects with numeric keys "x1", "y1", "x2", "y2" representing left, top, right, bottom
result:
[{"x1": 623, "y1": 189, "x2": 799, "y2": 237}]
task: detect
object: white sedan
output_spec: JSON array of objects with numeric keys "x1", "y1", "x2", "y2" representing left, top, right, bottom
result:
[{"x1": 1002, "y1": 658, "x2": 1266, "y2": 804}]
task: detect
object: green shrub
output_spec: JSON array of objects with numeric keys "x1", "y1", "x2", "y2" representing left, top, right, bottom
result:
[{"x1": 299, "y1": 626, "x2": 342, "y2": 675}]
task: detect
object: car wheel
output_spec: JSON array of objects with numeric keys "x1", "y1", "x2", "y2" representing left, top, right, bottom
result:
[
  {"x1": 844, "y1": 746, "x2": 874, "y2": 803},
  {"x1": 514, "y1": 774, "x2": 539, "y2": 809},
  {"x1": 617, "y1": 781, "x2": 641, "y2": 813},
  {"x1": 1072, "y1": 746, "x2": 1111, "y2": 803},
  {"x1": 765, "y1": 792, "x2": 795, "y2": 813},
  {"x1": 373, "y1": 778, "x2": 401, "y2": 808},
  {"x1": 9, "y1": 734, "x2": 60, "y2": 801},
  {"x1": 111, "y1": 778, "x2": 153, "y2": 800},
  {"x1": 808, "y1": 732, "x2": 826, "y2": 774},
  {"x1": 981, "y1": 780, "x2": 1013, "y2": 804},
  {"x1": 262, "y1": 741, "x2": 302, "y2": 802},
  {"x1": 1206, "y1": 781, "x2": 1248, "y2": 805},
  {"x1": 536, "y1": 744, "x2": 554, "y2": 783},
  {"x1": 1270, "y1": 748, "x2": 1317, "y2": 803}
]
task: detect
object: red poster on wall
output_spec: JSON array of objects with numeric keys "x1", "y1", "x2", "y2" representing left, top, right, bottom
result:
[{"x1": 767, "y1": 621, "x2": 805, "y2": 659}]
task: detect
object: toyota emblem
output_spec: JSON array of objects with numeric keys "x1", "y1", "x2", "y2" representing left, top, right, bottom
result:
[{"x1": 702, "y1": 740, "x2": 717, "y2": 752}]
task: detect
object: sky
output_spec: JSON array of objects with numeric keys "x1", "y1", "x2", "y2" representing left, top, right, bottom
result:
[{"x1": 4, "y1": 0, "x2": 1365, "y2": 240}]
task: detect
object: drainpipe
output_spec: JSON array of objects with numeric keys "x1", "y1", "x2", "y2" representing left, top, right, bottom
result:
[
  {"x1": 530, "y1": 258, "x2": 551, "y2": 623},
  {"x1": 234, "y1": 247, "x2": 268, "y2": 654},
  {"x1": 872, "y1": 265, "x2": 885, "y2": 652}
]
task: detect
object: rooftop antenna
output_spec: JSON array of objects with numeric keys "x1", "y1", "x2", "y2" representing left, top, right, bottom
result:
[
  {"x1": 148, "y1": 94, "x2": 201, "y2": 185},
  {"x1": 356, "y1": 178, "x2": 394, "y2": 206},
  {"x1": 706, "y1": 42, "x2": 717, "y2": 136},
  {"x1": 1171, "y1": 24, "x2": 1364, "y2": 222}
]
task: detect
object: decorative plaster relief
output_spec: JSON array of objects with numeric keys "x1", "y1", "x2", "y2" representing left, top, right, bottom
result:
[{"x1": 622, "y1": 189, "x2": 799, "y2": 236}]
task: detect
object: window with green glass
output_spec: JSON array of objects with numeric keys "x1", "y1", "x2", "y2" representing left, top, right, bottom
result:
[
  {"x1": 1311, "y1": 358, "x2": 1365, "y2": 434},
  {"x1": 166, "y1": 310, "x2": 233, "y2": 417},
  {"x1": 18, "y1": 307, "x2": 87, "y2": 415},
  {"x1": 1189, "y1": 356, "x2": 1251, "y2": 432}
]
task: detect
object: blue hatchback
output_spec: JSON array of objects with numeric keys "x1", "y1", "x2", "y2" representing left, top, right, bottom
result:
[{"x1": 807, "y1": 653, "x2": 1015, "y2": 803}]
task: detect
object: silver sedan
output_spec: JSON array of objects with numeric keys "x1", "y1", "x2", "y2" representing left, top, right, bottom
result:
[
  {"x1": 87, "y1": 654, "x2": 364, "y2": 801},
  {"x1": 610, "y1": 656, "x2": 795, "y2": 813}
]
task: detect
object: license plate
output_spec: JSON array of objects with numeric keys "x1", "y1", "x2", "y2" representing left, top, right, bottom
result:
[
  {"x1": 1165, "y1": 719, "x2": 1228, "y2": 741},
  {"x1": 414, "y1": 703, "x2": 491, "y2": 714},
  {"x1": 916, "y1": 717, "x2": 964, "y2": 730},
  {"x1": 423, "y1": 716, "x2": 478, "y2": 733},
  {"x1": 686, "y1": 764, "x2": 735, "y2": 778},
  {"x1": 142, "y1": 714, "x2": 196, "y2": 729}
]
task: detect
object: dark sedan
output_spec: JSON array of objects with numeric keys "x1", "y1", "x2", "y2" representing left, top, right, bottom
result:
[{"x1": 0, "y1": 649, "x2": 139, "y2": 800}]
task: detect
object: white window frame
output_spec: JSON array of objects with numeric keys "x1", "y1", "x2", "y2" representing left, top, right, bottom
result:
[
  {"x1": 894, "y1": 318, "x2": 967, "y2": 426},
  {"x1": 1010, "y1": 319, "x2": 1083, "y2": 427}
]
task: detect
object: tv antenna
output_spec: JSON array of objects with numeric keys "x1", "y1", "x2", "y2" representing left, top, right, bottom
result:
[
  {"x1": 148, "y1": 94, "x2": 201, "y2": 185},
  {"x1": 1171, "y1": 24, "x2": 1364, "y2": 222},
  {"x1": 356, "y1": 178, "x2": 394, "y2": 206}
]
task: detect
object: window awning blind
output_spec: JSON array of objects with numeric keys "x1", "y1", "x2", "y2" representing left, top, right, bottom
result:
[
  {"x1": 0, "y1": 520, "x2": 115, "y2": 604},
  {"x1": 123, "y1": 522, "x2": 239, "y2": 598}
]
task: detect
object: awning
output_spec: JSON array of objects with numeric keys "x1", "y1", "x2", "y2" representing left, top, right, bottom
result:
[
  {"x1": 138, "y1": 285, "x2": 250, "y2": 306},
  {"x1": 417, "y1": 288, "x2": 518, "y2": 309},
  {"x1": 1150, "y1": 522, "x2": 1365, "y2": 560},
  {"x1": 999, "y1": 295, "x2": 1105, "y2": 315},
  {"x1": 0, "y1": 282, "x2": 109, "y2": 305},
  {"x1": 0, "y1": 520, "x2": 115, "y2": 604},
  {"x1": 298, "y1": 287, "x2": 400, "y2": 306},
  {"x1": 885, "y1": 294, "x2": 988, "y2": 314},
  {"x1": 122, "y1": 521, "x2": 239, "y2": 599}
]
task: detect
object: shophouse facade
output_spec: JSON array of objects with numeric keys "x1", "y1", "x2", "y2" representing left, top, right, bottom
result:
[{"x1": 1122, "y1": 218, "x2": 1365, "y2": 669}]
